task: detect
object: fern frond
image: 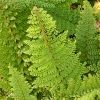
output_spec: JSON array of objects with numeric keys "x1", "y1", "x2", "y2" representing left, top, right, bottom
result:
[
  {"x1": 75, "y1": 89, "x2": 100, "y2": 100},
  {"x1": 0, "y1": 0, "x2": 31, "y2": 73},
  {"x1": 76, "y1": 0, "x2": 100, "y2": 65},
  {"x1": 5, "y1": 0, "x2": 78, "y2": 10},
  {"x1": 24, "y1": 6, "x2": 85, "y2": 91},
  {"x1": 8, "y1": 65, "x2": 36, "y2": 100},
  {"x1": 0, "y1": 1, "x2": 15, "y2": 94},
  {"x1": 2, "y1": 0, "x2": 80, "y2": 36},
  {"x1": 0, "y1": 3, "x2": 30, "y2": 94},
  {"x1": 66, "y1": 74, "x2": 100, "y2": 99},
  {"x1": 46, "y1": 0, "x2": 80, "y2": 34},
  {"x1": 5, "y1": 0, "x2": 55, "y2": 10}
]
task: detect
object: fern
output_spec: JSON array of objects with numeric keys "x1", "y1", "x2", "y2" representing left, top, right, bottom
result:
[
  {"x1": 5, "y1": 0, "x2": 81, "y2": 36},
  {"x1": 66, "y1": 74, "x2": 100, "y2": 99},
  {"x1": 0, "y1": 0, "x2": 100, "y2": 100},
  {"x1": 0, "y1": 1, "x2": 15, "y2": 95},
  {"x1": 0, "y1": 1, "x2": 31, "y2": 97},
  {"x1": 75, "y1": 89, "x2": 100, "y2": 100},
  {"x1": 46, "y1": 0, "x2": 80, "y2": 35},
  {"x1": 24, "y1": 6, "x2": 85, "y2": 97},
  {"x1": 5, "y1": 0, "x2": 78, "y2": 10},
  {"x1": 76, "y1": 0, "x2": 100, "y2": 65},
  {"x1": 8, "y1": 65, "x2": 36, "y2": 100}
]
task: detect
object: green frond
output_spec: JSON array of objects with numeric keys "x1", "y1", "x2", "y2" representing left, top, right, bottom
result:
[
  {"x1": 66, "y1": 74, "x2": 100, "y2": 99},
  {"x1": 8, "y1": 65, "x2": 36, "y2": 100},
  {"x1": 0, "y1": 2, "x2": 15, "y2": 94},
  {"x1": 0, "y1": 0, "x2": 100, "y2": 100},
  {"x1": 2, "y1": 0, "x2": 55, "y2": 10},
  {"x1": 88, "y1": 64, "x2": 99, "y2": 73},
  {"x1": 0, "y1": 1, "x2": 32, "y2": 97},
  {"x1": 2, "y1": 0, "x2": 80, "y2": 36},
  {"x1": 46, "y1": 0, "x2": 80, "y2": 34},
  {"x1": 75, "y1": 89, "x2": 100, "y2": 100},
  {"x1": 24, "y1": 6, "x2": 85, "y2": 91},
  {"x1": 4, "y1": 0, "x2": 78, "y2": 10},
  {"x1": 0, "y1": 0, "x2": 31, "y2": 76},
  {"x1": 76, "y1": 0, "x2": 100, "y2": 65},
  {"x1": 0, "y1": 4, "x2": 31, "y2": 96}
]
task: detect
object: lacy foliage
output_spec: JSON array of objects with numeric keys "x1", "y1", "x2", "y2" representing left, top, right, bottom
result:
[{"x1": 0, "y1": 0, "x2": 100, "y2": 100}]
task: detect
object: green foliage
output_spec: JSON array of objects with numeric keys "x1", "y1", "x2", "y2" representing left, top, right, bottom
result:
[
  {"x1": 8, "y1": 65, "x2": 36, "y2": 100},
  {"x1": 0, "y1": 0, "x2": 100, "y2": 100},
  {"x1": 74, "y1": 89, "x2": 100, "y2": 100},
  {"x1": 76, "y1": 0, "x2": 100, "y2": 65},
  {"x1": 66, "y1": 74, "x2": 100, "y2": 97},
  {"x1": 0, "y1": 1, "x2": 30, "y2": 96},
  {"x1": 46, "y1": 0, "x2": 80, "y2": 34},
  {"x1": 24, "y1": 7, "x2": 85, "y2": 90}
]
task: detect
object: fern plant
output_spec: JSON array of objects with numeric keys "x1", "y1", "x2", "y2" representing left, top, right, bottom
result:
[
  {"x1": 76, "y1": 0, "x2": 100, "y2": 65},
  {"x1": 0, "y1": 0, "x2": 100, "y2": 100},
  {"x1": 0, "y1": 1, "x2": 30, "y2": 97},
  {"x1": 24, "y1": 6, "x2": 85, "y2": 99},
  {"x1": 46, "y1": 0, "x2": 81, "y2": 35},
  {"x1": 8, "y1": 65, "x2": 36, "y2": 100}
]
